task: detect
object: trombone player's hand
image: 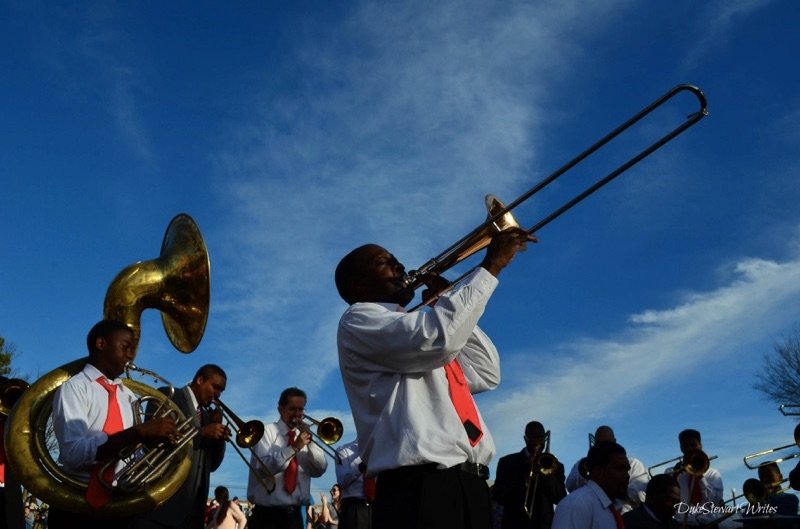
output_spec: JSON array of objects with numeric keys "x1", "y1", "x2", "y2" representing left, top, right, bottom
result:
[
  {"x1": 291, "y1": 428, "x2": 313, "y2": 452},
  {"x1": 420, "y1": 272, "x2": 451, "y2": 306},
  {"x1": 202, "y1": 422, "x2": 231, "y2": 440},
  {"x1": 481, "y1": 227, "x2": 538, "y2": 277}
]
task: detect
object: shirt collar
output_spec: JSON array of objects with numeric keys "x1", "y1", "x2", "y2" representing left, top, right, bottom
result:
[
  {"x1": 186, "y1": 385, "x2": 200, "y2": 411},
  {"x1": 83, "y1": 362, "x2": 122, "y2": 385}
]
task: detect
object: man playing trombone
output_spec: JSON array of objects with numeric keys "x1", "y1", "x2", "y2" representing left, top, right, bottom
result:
[
  {"x1": 670, "y1": 429, "x2": 723, "y2": 528},
  {"x1": 135, "y1": 363, "x2": 229, "y2": 529},
  {"x1": 334, "y1": 228, "x2": 534, "y2": 529},
  {"x1": 246, "y1": 387, "x2": 327, "y2": 529},
  {"x1": 493, "y1": 421, "x2": 567, "y2": 529}
]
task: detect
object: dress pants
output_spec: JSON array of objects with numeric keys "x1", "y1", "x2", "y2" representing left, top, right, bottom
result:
[
  {"x1": 373, "y1": 463, "x2": 491, "y2": 529},
  {"x1": 48, "y1": 507, "x2": 134, "y2": 529},
  {"x1": 247, "y1": 504, "x2": 303, "y2": 529},
  {"x1": 339, "y1": 498, "x2": 372, "y2": 529}
]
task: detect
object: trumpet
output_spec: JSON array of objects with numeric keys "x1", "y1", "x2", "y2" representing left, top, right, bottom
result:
[
  {"x1": 648, "y1": 449, "x2": 717, "y2": 478},
  {"x1": 210, "y1": 399, "x2": 276, "y2": 493},
  {"x1": 295, "y1": 415, "x2": 344, "y2": 462},
  {"x1": 524, "y1": 431, "x2": 559, "y2": 519},
  {"x1": 403, "y1": 84, "x2": 708, "y2": 307},
  {"x1": 0, "y1": 377, "x2": 29, "y2": 416},
  {"x1": 98, "y1": 363, "x2": 198, "y2": 492},
  {"x1": 743, "y1": 424, "x2": 800, "y2": 469}
]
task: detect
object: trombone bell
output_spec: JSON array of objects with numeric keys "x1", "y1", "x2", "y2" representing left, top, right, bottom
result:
[{"x1": 300, "y1": 415, "x2": 344, "y2": 462}]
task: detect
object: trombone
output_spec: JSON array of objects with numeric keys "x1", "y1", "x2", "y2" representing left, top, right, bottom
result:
[
  {"x1": 742, "y1": 477, "x2": 790, "y2": 504},
  {"x1": 647, "y1": 449, "x2": 717, "y2": 478},
  {"x1": 404, "y1": 84, "x2": 708, "y2": 307},
  {"x1": 779, "y1": 404, "x2": 800, "y2": 416},
  {"x1": 578, "y1": 433, "x2": 595, "y2": 480},
  {"x1": 297, "y1": 415, "x2": 344, "y2": 463},
  {"x1": 210, "y1": 399, "x2": 276, "y2": 493},
  {"x1": 743, "y1": 424, "x2": 800, "y2": 469},
  {"x1": 524, "y1": 431, "x2": 559, "y2": 519}
]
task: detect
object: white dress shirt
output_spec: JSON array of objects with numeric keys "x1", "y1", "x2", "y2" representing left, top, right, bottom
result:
[
  {"x1": 565, "y1": 456, "x2": 649, "y2": 513},
  {"x1": 247, "y1": 419, "x2": 327, "y2": 507},
  {"x1": 52, "y1": 362, "x2": 137, "y2": 480},
  {"x1": 552, "y1": 480, "x2": 619, "y2": 529},
  {"x1": 337, "y1": 267, "x2": 500, "y2": 475},
  {"x1": 335, "y1": 439, "x2": 366, "y2": 500},
  {"x1": 673, "y1": 467, "x2": 723, "y2": 526}
]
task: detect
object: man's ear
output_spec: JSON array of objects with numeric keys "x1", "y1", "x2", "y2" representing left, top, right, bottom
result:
[
  {"x1": 350, "y1": 277, "x2": 366, "y2": 299},
  {"x1": 94, "y1": 336, "x2": 108, "y2": 352}
]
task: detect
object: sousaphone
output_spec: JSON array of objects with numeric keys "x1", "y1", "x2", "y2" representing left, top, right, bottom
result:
[{"x1": 4, "y1": 213, "x2": 210, "y2": 518}]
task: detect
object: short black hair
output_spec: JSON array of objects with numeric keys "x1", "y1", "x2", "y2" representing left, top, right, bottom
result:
[
  {"x1": 595, "y1": 425, "x2": 615, "y2": 440},
  {"x1": 678, "y1": 429, "x2": 701, "y2": 443},
  {"x1": 647, "y1": 473, "x2": 679, "y2": 497},
  {"x1": 525, "y1": 421, "x2": 546, "y2": 438},
  {"x1": 335, "y1": 244, "x2": 374, "y2": 304},
  {"x1": 586, "y1": 441, "x2": 627, "y2": 471},
  {"x1": 193, "y1": 364, "x2": 227, "y2": 383},
  {"x1": 279, "y1": 387, "x2": 307, "y2": 406},
  {"x1": 86, "y1": 319, "x2": 132, "y2": 355}
]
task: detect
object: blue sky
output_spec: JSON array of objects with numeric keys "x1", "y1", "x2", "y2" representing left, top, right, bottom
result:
[{"x1": 3, "y1": 0, "x2": 800, "y2": 504}]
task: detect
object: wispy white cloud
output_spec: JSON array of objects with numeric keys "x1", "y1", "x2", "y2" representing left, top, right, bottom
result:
[
  {"x1": 681, "y1": 0, "x2": 775, "y2": 72},
  {"x1": 481, "y1": 245, "x2": 800, "y2": 488},
  {"x1": 211, "y1": 0, "x2": 636, "y2": 398}
]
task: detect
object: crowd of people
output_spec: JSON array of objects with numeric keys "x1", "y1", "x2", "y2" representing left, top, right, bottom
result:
[{"x1": 2, "y1": 228, "x2": 800, "y2": 529}]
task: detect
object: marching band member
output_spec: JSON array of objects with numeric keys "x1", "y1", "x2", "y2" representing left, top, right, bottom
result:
[
  {"x1": 335, "y1": 439, "x2": 373, "y2": 529},
  {"x1": 622, "y1": 474, "x2": 681, "y2": 529},
  {"x1": 493, "y1": 421, "x2": 567, "y2": 529},
  {"x1": 566, "y1": 425, "x2": 649, "y2": 513},
  {"x1": 552, "y1": 441, "x2": 631, "y2": 529},
  {"x1": 334, "y1": 228, "x2": 534, "y2": 529},
  {"x1": 670, "y1": 429, "x2": 723, "y2": 528},
  {"x1": 51, "y1": 319, "x2": 178, "y2": 529},
  {"x1": 134, "y1": 364, "x2": 229, "y2": 529},
  {"x1": 246, "y1": 387, "x2": 327, "y2": 529}
]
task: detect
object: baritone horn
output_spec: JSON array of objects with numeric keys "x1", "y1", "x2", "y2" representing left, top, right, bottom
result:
[
  {"x1": 743, "y1": 424, "x2": 800, "y2": 469},
  {"x1": 97, "y1": 363, "x2": 199, "y2": 492},
  {"x1": 404, "y1": 84, "x2": 708, "y2": 308},
  {"x1": 210, "y1": 399, "x2": 276, "y2": 493},
  {"x1": 4, "y1": 213, "x2": 210, "y2": 518},
  {"x1": 298, "y1": 414, "x2": 344, "y2": 462}
]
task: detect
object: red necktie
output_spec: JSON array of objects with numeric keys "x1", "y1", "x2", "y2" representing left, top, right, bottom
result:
[
  {"x1": 86, "y1": 377, "x2": 124, "y2": 509},
  {"x1": 444, "y1": 358, "x2": 483, "y2": 446},
  {"x1": 611, "y1": 505, "x2": 625, "y2": 529},
  {"x1": 362, "y1": 472, "x2": 376, "y2": 502},
  {"x1": 284, "y1": 430, "x2": 298, "y2": 494},
  {"x1": 0, "y1": 423, "x2": 6, "y2": 484}
]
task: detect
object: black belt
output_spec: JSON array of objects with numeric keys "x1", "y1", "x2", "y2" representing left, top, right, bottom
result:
[
  {"x1": 341, "y1": 497, "x2": 371, "y2": 506},
  {"x1": 380, "y1": 461, "x2": 490, "y2": 480},
  {"x1": 254, "y1": 504, "x2": 301, "y2": 516},
  {"x1": 452, "y1": 462, "x2": 490, "y2": 480}
]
